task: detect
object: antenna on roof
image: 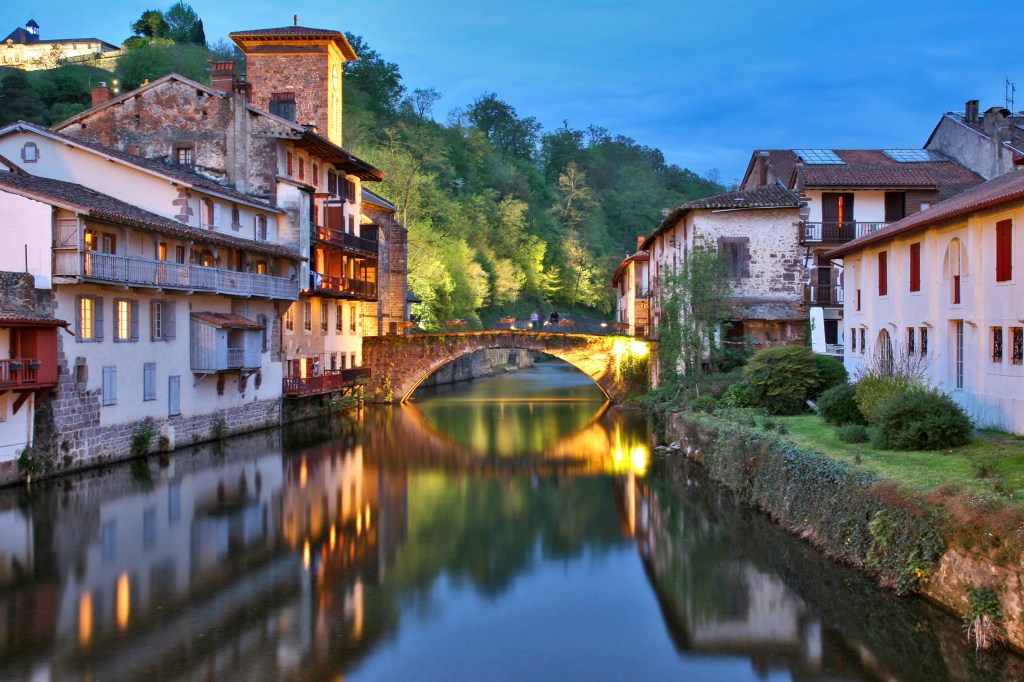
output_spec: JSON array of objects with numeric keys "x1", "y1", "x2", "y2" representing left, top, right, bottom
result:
[
  {"x1": 1007, "y1": 76, "x2": 1017, "y2": 112},
  {"x1": 294, "y1": 15, "x2": 298, "y2": 26}
]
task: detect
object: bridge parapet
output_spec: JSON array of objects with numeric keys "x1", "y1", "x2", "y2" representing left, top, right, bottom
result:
[{"x1": 362, "y1": 331, "x2": 652, "y2": 403}]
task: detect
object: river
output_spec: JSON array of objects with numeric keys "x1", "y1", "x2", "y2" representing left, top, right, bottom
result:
[{"x1": 0, "y1": 360, "x2": 1019, "y2": 680}]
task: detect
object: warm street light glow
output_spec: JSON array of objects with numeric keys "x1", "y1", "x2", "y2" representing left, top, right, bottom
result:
[
  {"x1": 117, "y1": 573, "x2": 131, "y2": 630},
  {"x1": 303, "y1": 540, "x2": 311, "y2": 570},
  {"x1": 79, "y1": 591, "x2": 93, "y2": 647},
  {"x1": 629, "y1": 341, "x2": 649, "y2": 357}
]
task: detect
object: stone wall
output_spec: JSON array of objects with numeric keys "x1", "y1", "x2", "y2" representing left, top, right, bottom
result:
[{"x1": 419, "y1": 348, "x2": 534, "y2": 387}]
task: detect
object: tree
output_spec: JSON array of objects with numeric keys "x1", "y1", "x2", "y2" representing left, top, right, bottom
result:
[
  {"x1": 466, "y1": 93, "x2": 541, "y2": 160},
  {"x1": 343, "y1": 33, "x2": 404, "y2": 121},
  {"x1": 164, "y1": 2, "x2": 205, "y2": 45},
  {"x1": 130, "y1": 9, "x2": 169, "y2": 40},
  {"x1": 116, "y1": 39, "x2": 210, "y2": 89},
  {"x1": 0, "y1": 70, "x2": 47, "y2": 125}
]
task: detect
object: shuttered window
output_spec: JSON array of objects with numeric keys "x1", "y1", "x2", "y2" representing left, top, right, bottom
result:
[
  {"x1": 168, "y1": 375, "x2": 180, "y2": 416},
  {"x1": 114, "y1": 299, "x2": 139, "y2": 342},
  {"x1": 143, "y1": 362, "x2": 156, "y2": 401},
  {"x1": 878, "y1": 251, "x2": 888, "y2": 296},
  {"x1": 909, "y1": 242, "x2": 921, "y2": 292},
  {"x1": 76, "y1": 295, "x2": 103, "y2": 342},
  {"x1": 996, "y1": 219, "x2": 1013, "y2": 282},
  {"x1": 102, "y1": 365, "x2": 117, "y2": 406}
]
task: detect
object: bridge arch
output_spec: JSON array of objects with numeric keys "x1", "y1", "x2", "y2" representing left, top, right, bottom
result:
[{"x1": 362, "y1": 331, "x2": 652, "y2": 404}]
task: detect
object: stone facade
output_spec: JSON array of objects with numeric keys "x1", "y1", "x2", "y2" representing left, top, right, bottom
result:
[
  {"x1": 418, "y1": 348, "x2": 534, "y2": 387},
  {"x1": 362, "y1": 192, "x2": 409, "y2": 336}
]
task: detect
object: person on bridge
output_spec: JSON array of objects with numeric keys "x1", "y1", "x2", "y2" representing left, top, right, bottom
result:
[
  {"x1": 550, "y1": 310, "x2": 559, "y2": 328},
  {"x1": 530, "y1": 310, "x2": 539, "y2": 329}
]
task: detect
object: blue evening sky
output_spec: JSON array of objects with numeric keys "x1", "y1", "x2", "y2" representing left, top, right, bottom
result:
[{"x1": 5, "y1": 1, "x2": 1023, "y2": 184}]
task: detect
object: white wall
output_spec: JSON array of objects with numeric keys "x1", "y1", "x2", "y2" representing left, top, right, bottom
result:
[{"x1": 0, "y1": 192, "x2": 53, "y2": 288}]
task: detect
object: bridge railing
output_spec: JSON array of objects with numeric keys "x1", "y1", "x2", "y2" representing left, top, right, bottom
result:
[{"x1": 485, "y1": 314, "x2": 621, "y2": 335}]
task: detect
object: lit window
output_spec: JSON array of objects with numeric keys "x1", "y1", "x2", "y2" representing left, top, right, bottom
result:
[
  {"x1": 350, "y1": 304, "x2": 357, "y2": 333},
  {"x1": 303, "y1": 301, "x2": 312, "y2": 332},
  {"x1": 284, "y1": 305, "x2": 294, "y2": 333},
  {"x1": 114, "y1": 299, "x2": 137, "y2": 342},
  {"x1": 336, "y1": 302, "x2": 343, "y2": 333},
  {"x1": 320, "y1": 302, "x2": 329, "y2": 334},
  {"x1": 77, "y1": 295, "x2": 102, "y2": 342}
]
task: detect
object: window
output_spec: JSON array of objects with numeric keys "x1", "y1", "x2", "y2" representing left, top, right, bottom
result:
[
  {"x1": 954, "y1": 320, "x2": 964, "y2": 389},
  {"x1": 947, "y1": 238, "x2": 964, "y2": 304},
  {"x1": 21, "y1": 141, "x2": 38, "y2": 163},
  {"x1": 255, "y1": 215, "x2": 267, "y2": 241},
  {"x1": 909, "y1": 242, "x2": 921, "y2": 292},
  {"x1": 298, "y1": 158, "x2": 305, "y2": 181},
  {"x1": 996, "y1": 219, "x2": 1013, "y2": 282},
  {"x1": 287, "y1": 152, "x2": 293, "y2": 176},
  {"x1": 174, "y1": 145, "x2": 193, "y2": 166},
  {"x1": 718, "y1": 237, "x2": 750, "y2": 278},
  {"x1": 340, "y1": 354, "x2": 346, "y2": 369},
  {"x1": 859, "y1": 329, "x2": 866, "y2": 354},
  {"x1": 168, "y1": 375, "x2": 180, "y2": 417},
  {"x1": 851, "y1": 330, "x2": 857, "y2": 353},
  {"x1": 348, "y1": 214, "x2": 355, "y2": 234},
  {"x1": 102, "y1": 365, "x2": 117, "y2": 406},
  {"x1": 303, "y1": 301, "x2": 312, "y2": 332},
  {"x1": 201, "y1": 199, "x2": 219, "y2": 229},
  {"x1": 1012, "y1": 327, "x2": 1023, "y2": 365},
  {"x1": 151, "y1": 300, "x2": 176, "y2": 340},
  {"x1": 346, "y1": 179, "x2": 356, "y2": 202},
  {"x1": 907, "y1": 327, "x2": 915, "y2": 356},
  {"x1": 77, "y1": 295, "x2": 103, "y2": 342},
  {"x1": 884, "y1": 191, "x2": 906, "y2": 222},
  {"x1": 284, "y1": 305, "x2": 294, "y2": 333},
  {"x1": 878, "y1": 251, "x2": 888, "y2": 296},
  {"x1": 328, "y1": 170, "x2": 337, "y2": 196},
  {"x1": 856, "y1": 289, "x2": 861, "y2": 311},
  {"x1": 114, "y1": 299, "x2": 138, "y2": 342},
  {"x1": 232, "y1": 206, "x2": 241, "y2": 230},
  {"x1": 336, "y1": 302, "x2": 343, "y2": 333},
  {"x1": 143, "y1": 362, "x2": 156, "y2": 401},
  {"x1": 993, "y1": 327, "x2": 1004, "y2": 363},
  {"x1": 878, "y1": 329, "x2": 894, "y2": 375},
  {"x1": 313, "y1": 164, "x2": 319, "y2": 187},
  {"x1": 321, "y1": 302, "x2": 329, "y2": 334},
  {"x1": 350, "y1": 304, "x2": 357, "y2": 333},
  {"x1": 350, "y1": 352, "x2": 356, "y2": 368},
  {"x1": 257, "y1": 314, "x2": 268, "y2": 352},
  {"x1": 920, "y1": 327, "x2": 928, "y2": 357}
]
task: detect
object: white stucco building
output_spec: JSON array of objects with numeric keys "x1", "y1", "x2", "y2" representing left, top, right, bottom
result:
[{"x1": 827, "y1": 170, "x2": 1024, "y2": 433}]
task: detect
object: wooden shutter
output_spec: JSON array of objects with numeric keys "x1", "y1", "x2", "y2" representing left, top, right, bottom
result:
[
  {"x1": 997, "y1": 219, "x2": 1013, "y2": 282},
  {"x1": 909, "y1": 243, "x2": 921, "y2": 292},
  {"x1": 885, "y1": 192, "x2": 906, "y2": 223},
  {"x1": 213, "y1": 203, "x2": 221, "y2": 228},
  {"x1": 168, "y1": 375, "x2": 180, "y2": 416},
  {"x1": 75, "y1": 295, "x2": 84, "y2": 340},
  {"x1": 878, "y1": 251, "x2": 888, "y2": 296},
  {"x1": 95, "y1": 297, "x2": 104, "y2": 341},
  {"x1": 130, "y1": 300, "x2": 139, "y2": 341},
  {"x1": 287, "y1": 152, "x2": 293, "y2": 176},
  {"x1": 164, "y1": 301, "x2": 176, "y2": 340}
]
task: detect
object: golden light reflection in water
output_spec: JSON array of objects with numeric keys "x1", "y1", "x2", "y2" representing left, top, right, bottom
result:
[
  {"x1": 330, "y1": 524, "x2": 337, "y2": 550},
  {"x1": 116, "y1": 573, "x2": 130, "y2": 630},
  {"x1": 78, "y1": 591, "x2": 93, "y2": 647},
  {"x1": 303, "y1": 540, "x2": 311, "y2": 570}
]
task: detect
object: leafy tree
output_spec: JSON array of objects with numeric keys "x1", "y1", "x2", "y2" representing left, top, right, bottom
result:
[
  {"x1": 0, "y1": 69, "x2": 47, "y2": 125},
  {"x1": 164, "y1": 2, "x2": 205, "y2": 45},
  {"x1": 116, "y1": 39, "x2": 210, "y2": 89},
  {"x1": 467, "y1": 93, "x2": 541, "y2": 160},
  {"x1": 343, "y1": 33, "x2": 404, "y2": 122}
]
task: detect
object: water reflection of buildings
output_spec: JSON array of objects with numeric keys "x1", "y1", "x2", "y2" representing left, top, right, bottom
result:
[{"x1": 0, "y1": 425, "x2": 407, "y2": 680}]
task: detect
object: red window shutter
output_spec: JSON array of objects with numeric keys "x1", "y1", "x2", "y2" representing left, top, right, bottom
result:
[
  {"x1": 287, "y1": 152, "x2": 293, "y2": 176},
  {"x1": 996, "y1": 219, "x2": 1012, "y2": 282},
  {"x1": 909, "y1": 242, "x2": 921, "y2": 292},
  {"x1": 878, "y1": 251, "x2": 888, "y2": 296}
]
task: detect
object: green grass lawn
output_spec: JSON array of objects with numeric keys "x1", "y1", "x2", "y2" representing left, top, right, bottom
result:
[{"x1": 776, "y1": 415, "x2": 1024, "y2": 501}]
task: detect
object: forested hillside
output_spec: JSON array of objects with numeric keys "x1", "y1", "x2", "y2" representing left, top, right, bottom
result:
[{"x1": 0, "y1": 5, "x2": 725, "y2": 327}]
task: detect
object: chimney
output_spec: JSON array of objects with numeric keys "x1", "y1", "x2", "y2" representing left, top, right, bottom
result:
[
  {"x1": 757, "y1": 150, "x2": 770, "y2": 186},
  {"x1": 965, "y1": 99, "x2": 979, "y2": 124},
  {"x1": 233, "y1": 76, "x2": 252, "y2": 102},
  {"x1": 636, "y1": 236, "x2": 646, "y2": 252},
  {"x1": 211, "y1": 61, "x2": 235, "y2": 93},
  {"x1": 269, "y1": 92, "x2": 296, "y2": 122},
  {"x1": 91, "y1": 82, "x2": 113, "y2": 107}
]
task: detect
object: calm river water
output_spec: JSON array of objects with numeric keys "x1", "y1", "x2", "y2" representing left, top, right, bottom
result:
[{"x1": 0, "y1": 360, "x2": 1020, "y2": 680}]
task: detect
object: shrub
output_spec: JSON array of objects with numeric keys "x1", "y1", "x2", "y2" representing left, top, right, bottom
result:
[
  {"x1": 872, "y1": 387, "x2": 973, "y2": 450},
  {"x1": 743, "y1": 346, "x2": 820, "y2": 414},
  {"x1": 964, "y1": 585, "x2": 1004, "y2": 651},
  {"x1": 817, "y1": 383, "x2": 867, "y2": 425},
  {"x1": 854, "y1": 374, "x2": 917, "y2": 425},
  {"x1": 690, "y1": 396, "x2": 717, "y2": 413},
  {"x1": 131, "y1": 418, "x2": 156, "y2": 457},
  {"x1": 719, "y1": 379, "x2": 755, "y2": 407},
  {"x1": 811, "y1": 354, "x2": 848, "y2": 398},
  {"x1": 836, "y1": 423, "x2": 870, "y2": 443}
]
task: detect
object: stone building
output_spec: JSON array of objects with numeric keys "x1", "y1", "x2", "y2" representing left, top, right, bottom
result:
[
  {"x1": 0, "y1": 123, "x2": 302, "y2": 481},
  {"x1": 52, "y1": 22, "x2": 410, "y2": 400},
  {"x1": 1, "y1": 19, "x2": 119, "y2": 70},
  {"x1": 826, "y1": 170, "x2": 1024, "y2": 433},
  {"x1": 361, "y1": 188, "x2": 409, "y2": 336},
  {"x1": 924, "y1": 99, "x2": 1024, "y2": 181},
  {"x1": 638, "y1": 185, "x2": 804, "y2": 380},
  {"x1": 610, "y1": 238, "x2": 649, "y2": 337},
  {"x1": 741, "y1": 148, "x2": 984, "y2": 358}
]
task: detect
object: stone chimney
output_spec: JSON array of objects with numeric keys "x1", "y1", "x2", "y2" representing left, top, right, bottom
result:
[
  {"x1": 91, "y1": 82, "x2": 113, "y2": 108},
  {"x1": 982, "y1": 106, "x2": 1010, "y2": 136},
  {"x1": 211, "y1": 61, "x2": 235, "y2": 94},
  {"x1": 637, "y1": 236, "x2": 646, "y2": 252},
  {"x1": 965, "y1": 99, "x2": 979, "y2": 124}
]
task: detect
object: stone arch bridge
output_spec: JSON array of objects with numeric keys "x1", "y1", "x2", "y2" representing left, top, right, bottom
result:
[{"x1": 362, "y1": 331, "x2": 652, "y2": 403}]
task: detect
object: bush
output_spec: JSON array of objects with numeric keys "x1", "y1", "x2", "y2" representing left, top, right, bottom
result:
[
  {"x1": 872, "y1": 387, "x2": 973, "y2": 450},
  {"x1": 855, "y1": 374, "x2": 917, "y2": 425},
  {"x1": 690, "y1": 396, "x2": 717, "y2": 413},
  {"x1": 743, "y1": 346, "x2": 820, "y2": 414},
  {"x1": 836, "y1": 423, "x2": 870, "y2": 443},
  {"x1": 812, "y1": 354, "x2": 848, "y2": 398},
  {"x1": 719, "y1": 379, "x2": 755, "y2": 407},
  {"x1": 817, "y1": 383, "x2": 867, "y2": 425}
]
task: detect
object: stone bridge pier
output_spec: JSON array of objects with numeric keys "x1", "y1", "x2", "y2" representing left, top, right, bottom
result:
[{"x1": 362, "y1": 331, "x2": 651, "y2": 403}]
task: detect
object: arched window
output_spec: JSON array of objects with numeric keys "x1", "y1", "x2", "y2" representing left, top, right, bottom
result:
[
  {"x1": 877, "y1": 329, "x2": 894, "y2": 375},
  {"x1": 943, "y1": 238, "x2": 967, "y2": 304}
]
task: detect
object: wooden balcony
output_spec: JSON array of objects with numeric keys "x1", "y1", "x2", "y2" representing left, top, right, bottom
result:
[
  {"x1": 59, "y1": 252, "x2": 299, "y2": 300},
  {"x1": 805, "y1": 284, "x2": 844, "y2": 306},
  {"x1": 0, "y1": 357, "x2": 56, "y2": 388},
  {"x1": 310, "y1": 272, "x2": 377, "y2": 301},
  {"x1": 283, "y1": 367, "x2": 370, "y2": 397},
  {"x1": 801, "y1": 222, "x2": 887, "y2": 244},
  {"x1": 311, "y1": 223, "x2": 379, "y2": 256}
]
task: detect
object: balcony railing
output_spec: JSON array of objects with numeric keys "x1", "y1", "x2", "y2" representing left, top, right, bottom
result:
[
  {"x1": 63, "y1": 252, "x2": 299, "y2": 300},
  {"x1": 226, "y1": 348, "x2": 261, "y2": 370},
  {"x1": 310, "y1": 272, "x2": 377, "y2": 300},
  {"x1": 801, "y1": 222, "x2": 887, "y2": 243},
  {"x1": 283, "y1": 367, "x2": 370, "y2": 397},
  {"x1": 0, "y1": 358, "x2": 48, "y2": 387},
  {"x1": 311, "y1": 224, "x2": 379, "y2": 256},
  {"x1": 806, "y1": 284, "x2": 844, "y2": 306}
]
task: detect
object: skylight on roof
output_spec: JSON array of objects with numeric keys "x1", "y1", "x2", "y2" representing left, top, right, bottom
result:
[
  {"x1": 882, "y1": 149, "x2": 946, "y2": 162},
  {"x1": 793, "y1": 149, "x2": 845, "y2": 165}
]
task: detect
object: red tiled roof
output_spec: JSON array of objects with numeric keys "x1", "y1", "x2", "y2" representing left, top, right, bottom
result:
[
  {"x1": 799, "y1": 164, "x2": 939, "y2": 188},
  {"x1": 642, "y1": 185, "x2": 800, "y2": 250},
  {"x1": 611, "y1": 251, "x2": 649, "y2": 286},
  {"x1": 190, "y1": 312, "x2": 265, "y2": 330},
  {"x1": 826, "y1": 171, "x2": 1024, "y2": 258},
  {"x1": 0, "y1": 171, "x2": 302, "y2": 261},
  {"x1": 0, "y1": 305, "x2": 67, "y2": 327},
  {"x1": 229, "y1": 26, "x2": 358, "y2": 60}
]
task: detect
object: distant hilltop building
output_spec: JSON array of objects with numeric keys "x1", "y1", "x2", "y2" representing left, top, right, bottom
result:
[{"x1": 2, "y1": 19, "x2": 119, "y2": 70}]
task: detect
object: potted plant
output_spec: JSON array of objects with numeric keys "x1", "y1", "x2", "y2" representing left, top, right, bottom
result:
[
  {"x1": 28, "y1": 359, "x2": 41, "y2": 370},
  {"x1": 9, "y1": 360, "x2": 23, "y2": 372}
]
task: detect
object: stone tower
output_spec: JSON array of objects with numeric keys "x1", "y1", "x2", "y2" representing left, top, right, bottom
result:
[{"x1": 229, "y1": 23, "x2": 358, "y2": 146}]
